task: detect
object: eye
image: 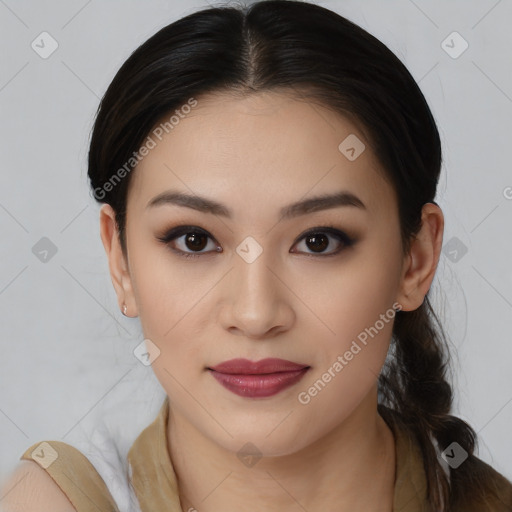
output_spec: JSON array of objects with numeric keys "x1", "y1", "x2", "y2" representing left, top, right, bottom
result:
[
  {"x1": 156, "y1": 225, "x2": 220, "y2": 259},
  {"x1": 156, "y1": 224, "x2": 355, "y2": 259},
  {"x1": 291, "y1": 226, "x2": 355, "y2": 257}
]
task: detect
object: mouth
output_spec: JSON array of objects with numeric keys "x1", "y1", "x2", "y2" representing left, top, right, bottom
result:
[{"x1": 207, "y1": 358, "x2": 310, "y2": 398}]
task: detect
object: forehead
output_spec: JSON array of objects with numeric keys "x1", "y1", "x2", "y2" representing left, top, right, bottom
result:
[{"x1": 127, "y1": 90, "x2": 396, "y2": 220}]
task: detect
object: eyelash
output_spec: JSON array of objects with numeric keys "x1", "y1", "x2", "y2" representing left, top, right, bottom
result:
[{"x1": 156, "y1": 224, "x2": 355, "y2": 260}]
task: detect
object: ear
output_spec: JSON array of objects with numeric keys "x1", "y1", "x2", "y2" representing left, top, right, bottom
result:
[
  {"x1": 99, "y1": 204, "x2": 138, "y2": 317},
  {"x1": 396, "y1": 202, "x2": 444, "y2": 311}
]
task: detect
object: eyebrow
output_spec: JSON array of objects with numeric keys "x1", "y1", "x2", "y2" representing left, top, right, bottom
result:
[{"x1": 146, "y1": 189, "x2": 366, "y2": 221}]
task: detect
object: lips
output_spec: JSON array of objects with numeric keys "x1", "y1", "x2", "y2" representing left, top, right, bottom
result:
[
  {"x1": 207, "y1": 358, "x2": 310, "y2": 398},
  {"x1": 208, "y1": 358, "x2": 308, "y2": 374}
]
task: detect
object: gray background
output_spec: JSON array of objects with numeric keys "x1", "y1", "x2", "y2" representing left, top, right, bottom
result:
[{"x1": 1, "y1": 0, "x2": 511, "y2": 487}]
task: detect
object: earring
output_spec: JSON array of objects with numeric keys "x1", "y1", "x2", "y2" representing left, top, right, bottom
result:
[{"x1": 122, "y1": 303, "x2": 128, "y2": 316}]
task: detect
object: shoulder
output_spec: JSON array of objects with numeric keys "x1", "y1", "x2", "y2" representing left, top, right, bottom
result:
[
  {"x1": 1, "y1": 440, "x2": 121, "y2": 512},
  {"x1": 0, "y1": 459, "x2": 77, "y2": 511}
]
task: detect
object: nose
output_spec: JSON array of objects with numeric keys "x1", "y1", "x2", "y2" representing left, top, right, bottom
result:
[{"x1": 218, "y1": 248, "x2": 295, "y2": 339}]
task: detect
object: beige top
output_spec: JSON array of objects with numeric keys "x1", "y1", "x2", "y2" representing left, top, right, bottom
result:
[{"x1": 19, "y1": 396, "x2": 435, "y2": 511}]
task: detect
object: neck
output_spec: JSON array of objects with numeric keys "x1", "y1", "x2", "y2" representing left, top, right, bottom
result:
[{"x1": 167, "y1": 386, "x2": 396, "y2": 512}]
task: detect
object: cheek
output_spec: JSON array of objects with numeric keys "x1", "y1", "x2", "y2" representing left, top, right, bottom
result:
[
  {"x1": 295, "y1": 257, "x2": 400, "y2": 421},
  {"x1": 127, "y1": 240, "x2": 214, "y2": 381},
  {"x1": 302, "y1": 238, "x2": 402, "y2": 388},
  {"x1": 338, "y1": 263, "x2": 399, "y2": 333},
  {"x1": 307, "y1": 245, "x2": 401, "y2": 344},
  {"x1": 129, "y1": 237, "x2": 205, "y2": 335}
]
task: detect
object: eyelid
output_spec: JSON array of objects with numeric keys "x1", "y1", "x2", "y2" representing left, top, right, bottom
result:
[
  {"x1": 294, "y1": 225, "x2": 353, "y2": 244},
  {"x1": 157, "y1": 225, "x2": 217, "y2": 245}
]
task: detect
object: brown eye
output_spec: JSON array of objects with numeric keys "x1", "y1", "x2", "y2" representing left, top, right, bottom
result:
[
  {"x1": 304, "y1": 233, "x2": 330, "y2": 252},
  {"x1": 157, "y1": 226, "x2": 220, "y2": 259},
  {"x1": 291, "y1": 227, "x2": 354, "y2": 257},
  {"x1": 183, "y1": 232, "x2": 209, "y2": 251}
]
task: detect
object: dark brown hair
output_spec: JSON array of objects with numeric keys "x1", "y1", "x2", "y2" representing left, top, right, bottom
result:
[{"x1": 87, "y1": 1, "x2": 512, "y2": 509}]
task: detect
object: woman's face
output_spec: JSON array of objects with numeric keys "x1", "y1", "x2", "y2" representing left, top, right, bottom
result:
[{"x1": 113, "y1": 90, "x2": 410, "y2": 455}]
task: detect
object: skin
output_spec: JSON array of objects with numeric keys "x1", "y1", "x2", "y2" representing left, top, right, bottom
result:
[{"x1": 100, "y1": 90, "x2": 444, "y2": 512}]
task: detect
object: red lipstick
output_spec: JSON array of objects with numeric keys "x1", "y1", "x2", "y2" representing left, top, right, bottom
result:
[{"x1": 208, "y1": 358, "x2": 310, "y2": 398}]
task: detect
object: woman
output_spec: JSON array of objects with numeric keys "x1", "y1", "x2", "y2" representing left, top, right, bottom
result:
[{"x1": 3, "y1": 1, "x2": 512, "y2": 511}]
